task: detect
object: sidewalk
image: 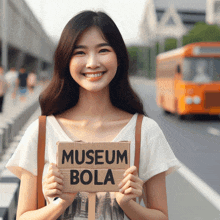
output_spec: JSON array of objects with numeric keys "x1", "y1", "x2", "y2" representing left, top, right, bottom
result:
[
  {"x1": 0, "y1": 85, "x2": 42, "y2": 123},
  {"x1": 0, "y1": 85, "x2": 44, "y2": 156},
  {"x1": 0, "y1": 107, "x2": 41, "y2": 220},
  {"x1": 0, "y1": 85, "x2": 43, "y2": 220}
]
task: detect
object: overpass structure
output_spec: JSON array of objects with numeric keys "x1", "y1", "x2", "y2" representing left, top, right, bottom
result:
[{"x1": 0, "y1": 0, "x2": 56, "y2": 74}]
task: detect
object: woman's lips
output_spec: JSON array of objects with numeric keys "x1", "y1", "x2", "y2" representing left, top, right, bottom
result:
[{"x1": 83, "y1": 72, "x2": 105, "y2": 82}]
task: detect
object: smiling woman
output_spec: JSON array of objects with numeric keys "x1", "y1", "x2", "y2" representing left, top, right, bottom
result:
[{"x1": 6, "y1": 10, "x2": 180, "y2": 220}]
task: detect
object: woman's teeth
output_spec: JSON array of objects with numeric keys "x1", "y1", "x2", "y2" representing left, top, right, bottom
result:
[{"x1": 84, "y1": 73, "x2": 103, "y2": 78}]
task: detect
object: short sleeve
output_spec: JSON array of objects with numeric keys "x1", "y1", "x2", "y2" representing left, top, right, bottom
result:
[
  {"x1": 139, "y1": 117, "x2": 181, "y2": 182},
  {"x1": 5, "y1": 119, "x2": 39, "y2": 179}
]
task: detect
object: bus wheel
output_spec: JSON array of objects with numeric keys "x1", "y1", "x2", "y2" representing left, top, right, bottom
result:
[
  {"x1": 178, "y1": 114, "x2": 186, "y2": 120},
  {"x1": 163, "y1": 109, "x2": 171, "y2": 115}
]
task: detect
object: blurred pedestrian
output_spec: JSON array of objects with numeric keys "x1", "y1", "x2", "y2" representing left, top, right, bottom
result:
[
  {"x1": 27, "y1": 71, "x2": 37, "y2": 93},
  {"x1": 0, "y1": 66, "x2": 9, "y2": 113},
  {"x1": 5, "y1": 67, "x2": 18, "y2": 99},
  {"x1": 15, "y1": 67, "x2": 28, "y2": 102}
]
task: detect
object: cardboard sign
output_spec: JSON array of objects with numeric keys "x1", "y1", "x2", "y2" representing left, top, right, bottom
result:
[{"x1": 56, "y1": 141, "x2": 130, "y2": 192}]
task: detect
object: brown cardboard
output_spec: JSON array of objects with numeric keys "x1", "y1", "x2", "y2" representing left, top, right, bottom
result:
[{"x1": 56, "y1": 141, "x2": 130, "y2": 192}]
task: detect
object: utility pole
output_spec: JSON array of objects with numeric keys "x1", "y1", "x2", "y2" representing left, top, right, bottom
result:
[{"x1": 1, "y1": 0, "x2": 8, "y2": 72}]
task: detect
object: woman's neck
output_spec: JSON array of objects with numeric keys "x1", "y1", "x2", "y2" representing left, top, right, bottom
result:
[{"x1": 70, "y1": 86, "x2": 116, "y2": 120}]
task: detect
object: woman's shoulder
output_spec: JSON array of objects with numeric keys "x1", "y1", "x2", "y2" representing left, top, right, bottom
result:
[
  {"x1": 141, "y1": 115, "x2": 164, "y2": 137},
  {"x1": 23, "y1": 116, "x2": 54, "y2": 134},
  {"x1": 23, "y1": 118, "x2": 39, "y2": 135},
  {"x1": 142, "y1": 115, "x2": 159, "y2": 127}
]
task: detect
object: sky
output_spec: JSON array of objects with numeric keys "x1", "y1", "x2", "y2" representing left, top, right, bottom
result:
[{"x1": 24, "y1": 0, "x2": 148, "y2": 45}]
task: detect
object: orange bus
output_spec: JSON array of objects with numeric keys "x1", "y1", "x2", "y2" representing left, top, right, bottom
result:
[{"x1": 156, "y1": 42, "x2": 220, "y2": 119}]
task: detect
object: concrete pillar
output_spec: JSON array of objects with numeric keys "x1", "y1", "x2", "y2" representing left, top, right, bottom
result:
[
  {"x1": 36, "y1": 59, "x2": 42, "y2": 72},
  {"x1": 36, "y1": 58, "x2": 43, "y2": 80},
  {"x1": 1, "y1": 0, "x2": 8, "y2": 71},
  {"x1": 15, "y1": 51, "x2": 25, "y2": 70}
]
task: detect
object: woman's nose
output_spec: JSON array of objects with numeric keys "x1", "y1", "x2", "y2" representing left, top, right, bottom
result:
[{"x1": 86, "y1": 54, "x2": 100, "y2": 69}]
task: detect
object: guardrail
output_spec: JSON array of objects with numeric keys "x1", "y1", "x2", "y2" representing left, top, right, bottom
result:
[{"x1": 0, "y1": 88, "x2": 42, "y2": 220}]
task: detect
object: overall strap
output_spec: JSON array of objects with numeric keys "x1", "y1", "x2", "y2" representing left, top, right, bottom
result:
[
  {"x1": 134, "y1": 114, "x2": 144, "y2": 175},
  {"x1": 37, "y1": 115, "x2": 46, "y2": 209}
]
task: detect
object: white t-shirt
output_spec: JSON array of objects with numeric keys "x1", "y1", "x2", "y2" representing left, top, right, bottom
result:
[{"x1": 6, "y1": 113, "x2": 181, "y2": 219}]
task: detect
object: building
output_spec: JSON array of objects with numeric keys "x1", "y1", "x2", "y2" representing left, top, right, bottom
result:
[
  {"x1": 206, "y1": 0, "x2": 220, "y2": 24},
  {"x1": 0, "y1": 0, "x2": 55, "y2": 74},
  {"x1": 140, "y1": 0, "x2": 206, "y2": 49}
]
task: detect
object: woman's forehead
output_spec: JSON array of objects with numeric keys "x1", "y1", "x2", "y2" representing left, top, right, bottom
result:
[{"x1": 75, "y1": 26, "x2": 108, "y2": 46}]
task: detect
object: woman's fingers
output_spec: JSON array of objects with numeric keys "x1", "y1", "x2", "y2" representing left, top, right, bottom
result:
[
  {"x1": 117, "y1": 165, "x2": 143, "y2": 197},
  {"x1": 46, "y1": 175, "x2": 64, "y2": 185},
  {"x1": 47, "y1": 164, "x2": 64, "y2": 178},
  {"x1": 45, "y1": 188, "x2": 62, "y2": 197},
  {"x1": 119, "y1": 173, "x2": 143, "y2": 189},
  {"x1": 119, "y1": 180, "x2": 141, "y2": 193},
  {"x1": 123, "y1": 166, "x2": 138, "y2": 177},
  {"x1": 43, "y1": 163, "x2": 64, "y2": 184},
  {"x1": 43, "y1": 180, "x2": 64, "y2": 197},
  {"x1": 123, "y1": 187, "x2": 142, "y2": 197},
  {"x1": 47, "y1": 181, "x2": 63, "y2": 191},
  {"x1": 43, "y1": 163, "x2": 65, "y2": 198}
]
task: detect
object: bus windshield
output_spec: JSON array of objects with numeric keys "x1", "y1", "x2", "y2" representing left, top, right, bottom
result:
[{"x1": 183, "y1": 58, "x2": 220, "y2": 83}]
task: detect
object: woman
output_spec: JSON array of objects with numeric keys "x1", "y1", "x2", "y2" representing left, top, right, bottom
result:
[{"x1": 6, "y1": 11, "x2": 180, "y2": 219}]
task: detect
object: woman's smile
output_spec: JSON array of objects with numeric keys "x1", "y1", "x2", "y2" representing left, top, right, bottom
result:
[{"x1": 82, "y1": 71, "x2": 106, "y2": 81}]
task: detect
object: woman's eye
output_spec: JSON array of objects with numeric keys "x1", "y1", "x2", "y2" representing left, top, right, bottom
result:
[
  {"x1": 99, "y1": 48, "x2": 110, "y2": 53},
  {"x1": 74, "y1": 51, "x2": 85, "y2": 55}
]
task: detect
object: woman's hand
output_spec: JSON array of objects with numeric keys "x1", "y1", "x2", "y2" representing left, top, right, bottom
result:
[
  {"x1": 115, "y1": 166, "x2": 143, "y2": 206},
  {"x1": 43, "y1": 163, "x2": 77, "y2": 205}
]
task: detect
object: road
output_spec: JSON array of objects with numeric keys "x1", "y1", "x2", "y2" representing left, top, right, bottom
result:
[{"x1": 129, "y1": 76, "x2": 220, "y2": 219}]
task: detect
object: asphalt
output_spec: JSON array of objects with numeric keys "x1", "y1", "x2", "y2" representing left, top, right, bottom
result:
[{"x1": 130, "y1": 76, "x2": 220, "y2": 220}]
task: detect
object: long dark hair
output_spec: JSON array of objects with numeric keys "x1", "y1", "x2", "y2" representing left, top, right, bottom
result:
[{"x1": 39, "y1": 10, "x2": 145, "y2": 116}]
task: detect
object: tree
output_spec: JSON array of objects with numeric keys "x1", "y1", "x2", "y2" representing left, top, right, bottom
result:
[
  {"x1": 127, "y1": 46, "x2": 138, "y2": 74},
  {"x1": 183, "y1": 22, "x2": 220, "y2": 45},
  {"x1": 164, "y1": 38, "x2": 177, "y2": 51}
]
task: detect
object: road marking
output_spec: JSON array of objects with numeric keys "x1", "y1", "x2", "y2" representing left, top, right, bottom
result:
[
  {"x1": 178, "y1": 162, "x2": 220, "y2": 211},
  {"x1": 207, "y1": 127, "x2": 220, "y2": 136}
]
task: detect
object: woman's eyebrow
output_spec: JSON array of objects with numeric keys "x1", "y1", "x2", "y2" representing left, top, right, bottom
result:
[
  {"x1": 96, "y1": 43, "x2": 110, "y2": 47},
  {"x1": 74, "y1": 43, "x2": 110, "y2": 49}
]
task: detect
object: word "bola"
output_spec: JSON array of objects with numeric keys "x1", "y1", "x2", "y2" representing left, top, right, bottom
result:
[{"x1": 70, "y1": 169, "x2": 114, "y2": 185}]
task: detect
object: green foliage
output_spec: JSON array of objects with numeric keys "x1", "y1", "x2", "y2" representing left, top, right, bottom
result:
[
  {"x1": 165, "y1": 38, "x2": 177, "y2": 51},
  {"x1": 183, "y1": 22, "x2": 220, "y2": 45},
  {"x1": 127, "y1": 45, "x2": 152, "y2": 77},
  {"x1": 127, "y1": 46, "x2": 139, "y2": 74}
]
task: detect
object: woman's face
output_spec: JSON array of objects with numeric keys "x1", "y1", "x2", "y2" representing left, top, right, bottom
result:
[{"x1": 69, "y1": 26, "x2": 118, "y2": 93}]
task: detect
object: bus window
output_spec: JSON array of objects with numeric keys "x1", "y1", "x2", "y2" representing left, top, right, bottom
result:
[
  {"x1": 193, "y1": 59, "x2": 211, "y2": 83},
  {"x1": 182, "y1": 58, "x2": 196, "y2": 81},
  {"x1": 183, "y1": 58, "x2": 220, "y2": 83},
  {"x1": 212, "y1": 59, "x2": 220, "y2": 81}
]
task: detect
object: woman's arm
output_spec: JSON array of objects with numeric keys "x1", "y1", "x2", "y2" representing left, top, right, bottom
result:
[
  {"x1": 117, "y1": 169, "x2": 168, "y2": 220},
  {"x1": 17, "y1": 168, "x2": 74, "y2": 220}
]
